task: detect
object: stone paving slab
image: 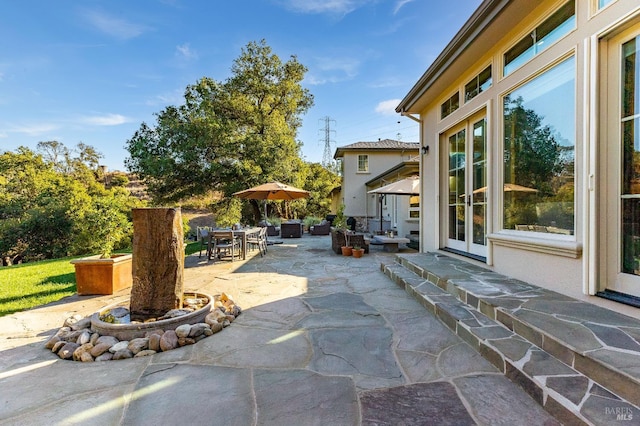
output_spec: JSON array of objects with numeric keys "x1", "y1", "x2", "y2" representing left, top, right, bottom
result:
[{"x1": 0, "y1": 235, "x2": 560, "y2": 425}]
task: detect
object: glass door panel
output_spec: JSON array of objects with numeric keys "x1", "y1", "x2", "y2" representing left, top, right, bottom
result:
[
  {"x1": 448, "y1": 129, "x2": 466, "y2": 251},
  {"x1": 605, "y1": 31, "x2": 640, "y2": 297},
  {"x1": 445, "y1": 117, "x2": 487, "y2": 258},
  {"x1": 471, "y1": 119, "x2": 487, "y2": 256},
  {"x1": 621, "y1": 36, "x2": 640, "y2": 280}
]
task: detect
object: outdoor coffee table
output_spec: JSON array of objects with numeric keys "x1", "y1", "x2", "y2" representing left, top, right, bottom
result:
[{"x1": 371, "y1": 236, "x2": 410, "y2": 253}]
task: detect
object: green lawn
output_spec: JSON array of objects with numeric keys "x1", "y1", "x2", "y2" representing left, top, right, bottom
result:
[
  {"x1": 0, "y1": 241, "x2": 201, "y2": 317},
  {"x1": 0, "y1": 257, "x2": 78, "y2": 317}
]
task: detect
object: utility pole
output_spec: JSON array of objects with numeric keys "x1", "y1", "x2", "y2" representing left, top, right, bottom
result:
[{"x1": 319, "y1": 116, "x2": 336, "y2": 167}]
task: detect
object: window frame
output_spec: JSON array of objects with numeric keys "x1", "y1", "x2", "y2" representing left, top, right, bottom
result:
[
  {"x1": 501, "y1": 54, "x2": 577, "y2": 238},
  {"x1": 441, "y1": 92, "x2": 460, "y2": 119},
  {"x1": 465, "y1": 65, "x2": 492, "y2": 102},
  {"x1": 357, "y1": 154, "x2": 369, "y2": 173},
  {"x1": 503, "y1": 1, "x2": 576, "y2": 77}
]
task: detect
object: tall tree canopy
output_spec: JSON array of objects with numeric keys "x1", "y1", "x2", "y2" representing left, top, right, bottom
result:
[
  {"x1": 125, "y1": 40, "x2": 314, "y2": 205},
  {"x1": 0, "y1": 145, "x2": 144, "y2": 261}
]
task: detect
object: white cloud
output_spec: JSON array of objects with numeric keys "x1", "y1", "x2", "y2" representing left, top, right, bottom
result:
[
  {"x1": 81, "y1": 114, "x2": 129, "y2": 126},
  {"x1": 10, "y1": 123, "x2": 59, "y2": 136},
  {"x1": 176, "y1": 43, "x2": 198, "y2": 60},
  {"x1": 375, "y1": 99, "x2": 401, "y2": 115},
  {"x1": 393, "y1": 0, "x2": 415, "y2": 15},
  {"x1": 82, "y1": 9, "x2": 148, "y2": 40},
  {"x1": 306, "y1": 56, "x2": 360, "y2": 84},
  {"x1": 280, "y1": 0, "x2": 372, "y2": 16},
  {"x1": 146, "y1": 89, "x2": 184, "y2": 107}
]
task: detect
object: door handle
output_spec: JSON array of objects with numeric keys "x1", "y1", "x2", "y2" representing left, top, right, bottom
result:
[{"x1": 467, "y1": 195, "x2": 471, "y2": 207}]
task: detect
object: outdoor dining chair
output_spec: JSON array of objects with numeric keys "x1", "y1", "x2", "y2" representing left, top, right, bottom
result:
[
  {"x1": 197, "y1": 227, "x2": 212, "y2": 258},
  {"x1": 246, "y1": 226, "x2": 268, "y2": 257},
  {"x1": 208, "y1": 230, "x2": 241, "y2": 261}
]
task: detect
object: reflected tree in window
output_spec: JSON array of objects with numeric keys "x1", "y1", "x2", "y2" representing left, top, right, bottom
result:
[{"x1": 503, "y1": 95, "x2": 575, "y2": 233}]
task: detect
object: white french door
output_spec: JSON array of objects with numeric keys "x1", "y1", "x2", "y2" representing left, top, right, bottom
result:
[
  {"x1": 446, "y1": 116, "x2": 487, "y2": 258},
  {"x1": 603, "y1": 24, "x2": 640, "y2": 298}
]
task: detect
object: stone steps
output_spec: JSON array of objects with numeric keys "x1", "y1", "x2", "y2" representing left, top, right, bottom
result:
[{"x1": 381, "y1": 253, "x2": 640, "y2": 425}]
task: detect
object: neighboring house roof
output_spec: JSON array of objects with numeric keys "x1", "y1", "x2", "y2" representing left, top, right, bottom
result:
[
  {"x1": 396, "y1": 0, "x2": 539, "y2": 114},
  {"x1": 333, "y1": 139, "x2": 419, "y2": 159}
]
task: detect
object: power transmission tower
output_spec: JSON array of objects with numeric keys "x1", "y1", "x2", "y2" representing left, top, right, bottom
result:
[{"x1": 319, "y1": 116, "x2": 336, "y2": 167}]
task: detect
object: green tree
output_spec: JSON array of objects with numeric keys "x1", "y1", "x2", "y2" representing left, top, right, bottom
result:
[
  {"x1": 125, "y1": 39, "x2": 314, "y2": 222},
  {"x1": 301, "y1": 162, "x2": 340, "y2": 218},
  {"x1": 0, "y1": 146, "x2": 144, "y2": 261}
]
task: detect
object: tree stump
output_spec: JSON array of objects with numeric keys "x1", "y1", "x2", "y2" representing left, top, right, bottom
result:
[{"x1": 130, "y1": 208, "x2": 184, "y2": 321}]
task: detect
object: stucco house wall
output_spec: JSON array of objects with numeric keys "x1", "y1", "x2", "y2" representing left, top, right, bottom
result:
[
  {"x1": 334, "y1": 140, "x2": 419, "y2": 232},
  {"x1": 397, "y1": 0, "x2": 640, "y2": 318}
]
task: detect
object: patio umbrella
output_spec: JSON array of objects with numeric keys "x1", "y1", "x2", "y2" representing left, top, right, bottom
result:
[
  {"x1": 233, "y1": 182, "x2": 310, "y2": 239},
  {"x1": 233, "y1": 181, "x2": 310, "y2": 201},
  {"x1": 367, "y1": 176, "x2": 420, "y2": 196},
  {"x1": 471, "y1": 183, "x2": 539, "y2": 194},
  {"x1": 367, "y1": 176, "x2": 420, "y2": 234}
]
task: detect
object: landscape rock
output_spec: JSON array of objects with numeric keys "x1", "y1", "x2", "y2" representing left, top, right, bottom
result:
[
  {"x1": 128, "y1": 338, "x2": 149, "y2": 354},
  {"x1": 160, "y1": 330, "x2": 178, "y2": 351},
  {"x1": 112, "y1": 349, "x2": 134, "y2": 360},
  {"x1": 77, "y1": 331, "x2": 91, "y2": 345},
  {"x1": 175, "y1": 324, "x2": 192, "y2": 338},
  {"x1": 178, "y1": 337, "x2": 196, "y2": 346},
  {"x1": 148, "y1": 333, "x2": 162, "y2": 352},
  {"x1": 95, "y1": 352, "x2": 114, "y2": 362},
  {"x1": 188, "y1": 323, "x2": 209, "y2": 337},
  {"x1": 46, "y1": 295, "x2": 242, "y2": 362},
  {"x1": 110, "y1": 341, "x2": 130, "y2": 353},
  {"x1": 58, "y1": 342, "x2": 80, "y2": 360},
  {"x1": 90, "y1": 342, "x2": 112, "y2": 357},
  {"x1": 45, "y1": 335, "x2": 61, "y2": 350},
  {"x1": 96, "y1": 335, "x2": 119, "y2": 347}
]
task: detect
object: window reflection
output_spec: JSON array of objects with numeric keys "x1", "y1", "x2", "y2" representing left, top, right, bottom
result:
[
  {"x1": 503, "y1": 56, "x2": 575, "y2": 235},
  {"x1": 621, "y1": 37, "x2": 640, "y2": 274}
]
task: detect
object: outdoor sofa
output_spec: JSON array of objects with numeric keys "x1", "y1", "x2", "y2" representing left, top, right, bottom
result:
[
  {"x1": 310, "y1": 221, "x2": 331, "y2": 235},
  {"x1": 281, "y1": 222, "x2": 303, "y2": 238}
]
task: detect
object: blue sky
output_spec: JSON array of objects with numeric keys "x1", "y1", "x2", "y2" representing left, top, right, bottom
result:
[{"x1": 0, "y1": 0, "x2": 481, "y2": 172}]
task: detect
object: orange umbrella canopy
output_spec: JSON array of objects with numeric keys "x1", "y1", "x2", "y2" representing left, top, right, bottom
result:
[{"x1": 232, "y1": 181, "x2": 310, "y2": 201}]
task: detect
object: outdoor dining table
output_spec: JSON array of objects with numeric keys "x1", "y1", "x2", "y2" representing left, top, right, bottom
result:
[{"x1": 208, "y1": 227, "x2": 262, "y2": 260}]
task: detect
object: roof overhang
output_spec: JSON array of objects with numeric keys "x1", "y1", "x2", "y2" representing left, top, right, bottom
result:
[
  {"x1": 396, "y1": 0, "x2": 539, "y2": 114},
  {"x1": 365, "y1": 160, "x2": 419, "y2": 187}
]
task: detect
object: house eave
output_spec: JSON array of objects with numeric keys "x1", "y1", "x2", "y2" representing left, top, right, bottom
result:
[{"x1": 396, "y1": 0, "x2": 536, "y2": 114}]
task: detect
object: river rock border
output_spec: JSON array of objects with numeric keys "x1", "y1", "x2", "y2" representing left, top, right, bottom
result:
[{"x1": 44, "y1": 293, "x2": 241, "y2": 362}]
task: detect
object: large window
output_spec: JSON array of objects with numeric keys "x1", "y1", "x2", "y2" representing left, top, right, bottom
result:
[
  {"x1": 503, "y1": 56, "x2": 576, "y2": 235},
  {"x1": 504, "y1": 1, "x2": 575, "y2": 76},
  {"x1": 441, "y1": 92, "x2": 460, "y2": 119},
  {"x1": 357, "y1": 155, "x2": 369, "y2": 172},
  {"x1": 465, "y1": 66, "x2": 492, "y2": 102}
]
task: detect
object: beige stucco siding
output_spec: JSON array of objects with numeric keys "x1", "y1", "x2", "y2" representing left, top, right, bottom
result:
[{"x1": 409, "y1": 0, "x2": 640, "y2": 308}]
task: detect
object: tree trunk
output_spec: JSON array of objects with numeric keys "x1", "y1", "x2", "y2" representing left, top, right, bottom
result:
[{"x1": 130, "y1": 207, "x2": 184, "y2": 321}]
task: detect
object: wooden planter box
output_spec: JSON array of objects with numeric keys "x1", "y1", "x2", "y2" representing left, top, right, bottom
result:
[{"x1": 71, "y1": 254, "x2": 133, "y2": 295}]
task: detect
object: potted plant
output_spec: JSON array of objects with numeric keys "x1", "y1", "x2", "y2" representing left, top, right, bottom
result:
[
  {"x1": 352, "y1": 245, "x2": 365, "y2": 258},
  {"x1": 70, "y1": 204, "x2": 133, "y2": 295},
  {"x1": 332, "y1": 205, "x2": 352, "y2": 255}
]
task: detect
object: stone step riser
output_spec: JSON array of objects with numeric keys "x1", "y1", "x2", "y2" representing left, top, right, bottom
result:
[
  {"x1": 382, "y1": 260, "x2": 640, "y2": 425},
  {"x1": 392, "y1": 256, "x2": 640, "y2": 409}
]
